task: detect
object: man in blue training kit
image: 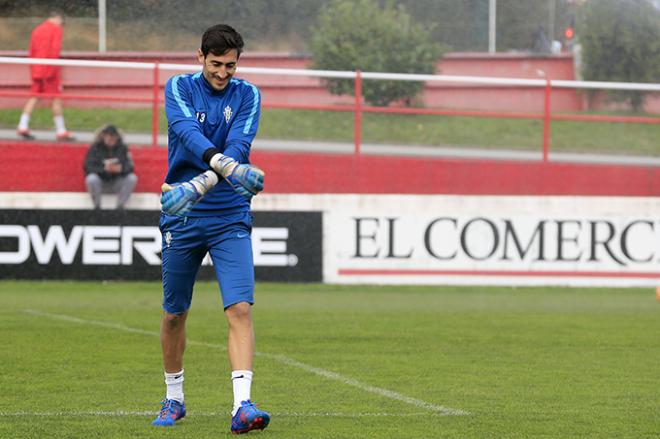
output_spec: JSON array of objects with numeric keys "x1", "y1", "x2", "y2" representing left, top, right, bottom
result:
[{"x1": 152, "y1": 24, "x2": 269, "y2": 434}]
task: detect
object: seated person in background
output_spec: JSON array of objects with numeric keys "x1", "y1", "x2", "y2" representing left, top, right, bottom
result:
[{"x1": 83, "y1": 124, "x2": 137, "y2": 209}]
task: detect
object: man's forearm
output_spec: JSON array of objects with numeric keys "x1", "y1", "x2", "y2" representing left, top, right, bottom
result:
[
  {"x1": 201, "y1": 147, "x2": 264, "y2": 199},
  {"x1": 202, "y1": 147, "x2": 234, "y2": 176}
]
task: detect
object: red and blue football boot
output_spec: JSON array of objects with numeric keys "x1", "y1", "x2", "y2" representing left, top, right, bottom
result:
[
  {"x1": 231, "y1": 400, "x2": 270, "y2": 434},
  {"x1": 151, "y1": 398, "x2": 186, "y2": 426}
]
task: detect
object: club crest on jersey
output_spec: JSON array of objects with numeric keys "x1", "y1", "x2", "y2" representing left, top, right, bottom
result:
[{"x1": 223, "y1": 105, "x2": 233, "y2": 123}]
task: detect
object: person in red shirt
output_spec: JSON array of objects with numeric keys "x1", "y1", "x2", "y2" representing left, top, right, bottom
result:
[{"x1": 16, "y1": 10, "x2": 74, "y2": 141}]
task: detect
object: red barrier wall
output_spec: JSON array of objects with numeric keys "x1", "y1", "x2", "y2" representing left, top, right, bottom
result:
[{"x1": 2, "y1": 141, "x2": 659, "y2": 196}]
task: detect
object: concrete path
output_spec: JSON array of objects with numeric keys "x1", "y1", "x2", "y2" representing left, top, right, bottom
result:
[{"x1": 2, "y1": 128, "x2": 659, "y2": 167}]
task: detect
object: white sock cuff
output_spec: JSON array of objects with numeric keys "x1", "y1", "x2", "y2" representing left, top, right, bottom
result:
[
  {"x1": 231, "y1": 370, "x2": 253, "y2": 380},
  {"x1": 165, "y1": 369, "x2": 184, "y2": 382}
]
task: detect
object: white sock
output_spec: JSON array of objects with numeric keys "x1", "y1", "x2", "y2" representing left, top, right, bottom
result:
[
  {"x1": 165, "y1": 369, "x2": 184, "y2": 403},
  {"x1": 54, "y1": 115, "x2": 67, "y2": 134},
  {"x1": 18, "y1": 113, "x2": 30, "y2": 131},
  {"x1": 231, "y1": 370, "x2": 253, "y2": 416}
]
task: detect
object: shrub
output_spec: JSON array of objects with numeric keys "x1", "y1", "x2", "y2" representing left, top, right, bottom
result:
[
  {"x1": 310, "y1": 0, "x2": 444, "y2": 107},
  {"x1": 580, "y1": 0, "x2": 660, "y2": 111}
]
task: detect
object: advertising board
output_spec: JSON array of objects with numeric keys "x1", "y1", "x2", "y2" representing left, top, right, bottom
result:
[{"x1": 0, "y1": 209, "x2": 322, "y2": 282}]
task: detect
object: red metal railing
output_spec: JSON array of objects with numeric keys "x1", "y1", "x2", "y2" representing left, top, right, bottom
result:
[
  {"x1": 152, "y1": 62, "x2": 160, "y2": 148},
  {"x1": 354, "y1": 70, "x2": 362, "y2": 156},
  {"x1": 543, "y1": 78, "x2": 552, "y2": 162},
  {"x1": 0, "y1": 56, "x2": 658, "y2": 159}
]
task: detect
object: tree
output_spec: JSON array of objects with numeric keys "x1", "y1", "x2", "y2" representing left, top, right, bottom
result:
[
  {"x1": 580, "y1": 0, "x2": 660, "y2": 111},
  {"x1": 400, "y1": 0, "x2": 489, "y2": 51},
  {"x1": 310, "y1": 0, "x2": 443, "y2": 106}
]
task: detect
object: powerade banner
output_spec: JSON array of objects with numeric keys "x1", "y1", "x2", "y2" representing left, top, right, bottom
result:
[{"x1": 0, "y1": 210, "x2": 322, "y2": 282}]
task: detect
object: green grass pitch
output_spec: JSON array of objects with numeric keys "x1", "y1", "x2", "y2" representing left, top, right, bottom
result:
[{"x1": 2, "y1": 281, "x2": 660, "y2": 438}]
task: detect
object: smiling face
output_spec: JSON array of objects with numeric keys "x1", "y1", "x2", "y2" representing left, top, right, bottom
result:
[{"x1": 197, "y1": 49, "x2": 238, "y2": 91}]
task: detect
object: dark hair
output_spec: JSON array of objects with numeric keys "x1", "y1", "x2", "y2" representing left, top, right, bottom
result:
[
  {"x1": 101, "y1": 125, "x2": 120, "y2": 136},
  {"x1": 94, "y1": 124, "x2": 122, "y2": 144},
  {"x1": 49, "y1": 9, "x2": 64, "y2": 18},
  {"x1": 200, "y1": 24, "x2": 244, "y2": 58}
]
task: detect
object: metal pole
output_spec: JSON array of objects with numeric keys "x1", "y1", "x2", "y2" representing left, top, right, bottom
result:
[
  {"x1": 548, "y1": 0, "x2": 556, "y2": 44},
  {"x1": 488, "y1": 0, "x2": 496, "y2": 53},
  {"x1": 98, "y1": 0, "x2": 107, "y2": 52}
]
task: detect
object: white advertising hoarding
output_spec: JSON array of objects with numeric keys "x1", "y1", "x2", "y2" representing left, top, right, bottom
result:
[{"x1": 317, "y1": 195, "x2": 660, "y2": 286}]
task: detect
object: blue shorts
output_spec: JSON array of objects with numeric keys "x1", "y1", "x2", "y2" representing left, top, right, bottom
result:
[{"x1": 159, "y1": 210, "x2": 254, "y2": 314}]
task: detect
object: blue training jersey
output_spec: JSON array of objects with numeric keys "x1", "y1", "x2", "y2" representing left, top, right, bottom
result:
[{"x1": 164, "y1": 72, "x2": 261, "y2": 215}]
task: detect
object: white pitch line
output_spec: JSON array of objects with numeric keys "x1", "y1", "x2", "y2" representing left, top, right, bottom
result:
[
  {"x1": 23, "y1": 310, "x2": 468, "y2": 416},
  {"x1": 0, "y1": 410, "x2": 440, "y2": 418},
  {"x1": 256, "y1": 352, "x2": 467, "y2": 415}
]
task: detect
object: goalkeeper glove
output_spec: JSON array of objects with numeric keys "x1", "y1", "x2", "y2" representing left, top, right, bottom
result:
[
  {"x1": 209, "y1": 153, "x2": 265, "y2": 200},
  {"x1": 160, "y1": 170, "x2": 219, "y2": 216}
]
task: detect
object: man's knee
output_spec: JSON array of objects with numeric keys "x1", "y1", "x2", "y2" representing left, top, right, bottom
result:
[
  {"x1": 225, "y1": 301, "x2": 252, "y2": 324},
  {"x1": 118, "y1": 173, "x2": 137, "y2": 192},
  {"x1": 162, "y1": 311, "x2": 188, "y2": 329},
  {"x1": 85, "y1": 173, "x2": 101, "y2": 188},
  {"x1": 125, "y1": 173, "x2": 138, "y2": 188}
]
